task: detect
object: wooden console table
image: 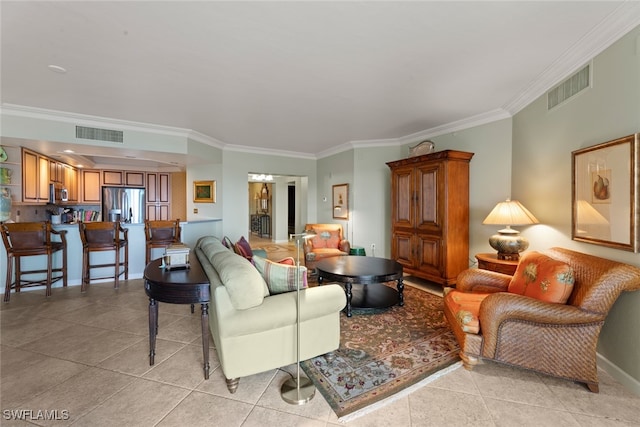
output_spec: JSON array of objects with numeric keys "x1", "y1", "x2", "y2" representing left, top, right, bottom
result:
[
  {"x1": 475, "y1": 253, "x2": 518, "y2": 276},
  {"x1": 144, "y1": 256, "x2": 211, "y2": 379}
]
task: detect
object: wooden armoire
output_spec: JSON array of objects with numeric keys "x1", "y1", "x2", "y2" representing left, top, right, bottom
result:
[{"x1": 386, "y1": 150, "x2": 474, "y2": 286}]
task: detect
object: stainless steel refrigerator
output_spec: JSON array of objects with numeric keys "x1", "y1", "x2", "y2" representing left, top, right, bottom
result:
[{"x1": 102, "y1": 186, "x2": 145, "y2": 223}]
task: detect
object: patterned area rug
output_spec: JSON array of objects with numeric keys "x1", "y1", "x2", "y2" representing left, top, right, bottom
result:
[{"x1": 301, "y1": 284, "x2": 461, "y2": 421}]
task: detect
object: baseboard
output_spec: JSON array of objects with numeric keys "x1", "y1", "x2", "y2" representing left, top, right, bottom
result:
[{"x1": 597, "y1": 352, "x2": 640, "y2": 396}]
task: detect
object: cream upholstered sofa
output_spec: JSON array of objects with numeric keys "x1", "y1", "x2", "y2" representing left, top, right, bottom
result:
[{"x1": 194, "y1": 236, "x2": 346, "y2": 393}]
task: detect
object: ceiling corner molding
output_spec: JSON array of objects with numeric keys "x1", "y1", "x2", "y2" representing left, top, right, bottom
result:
[
  {"x1": 397, "y1": 108, "x2": 512, "y2": 146},
  {"x1": 1, "y1": 103, "x2": 195, "y2": 138},
  {"x1": 223, "y1": 144, "x2": 317, "y2": 160},
  {"x1": 503, "y1": 2, "x2": 640, "y2": 115},
  {"x1": 186, "y1": 130, "x2": 226, "y2": 149}
]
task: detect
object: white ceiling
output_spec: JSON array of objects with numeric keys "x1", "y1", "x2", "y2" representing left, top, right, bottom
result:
[{"x1": 2, "y1": 1, "x2": 640, "y2": 164}]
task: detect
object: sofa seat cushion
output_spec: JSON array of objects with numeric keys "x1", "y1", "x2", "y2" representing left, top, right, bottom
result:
[
  {"x1": 443, "y1": 290, "x2": 492, "y2": 334},
  {"x1": 508, "y1": 252, "x2": 575, "y2": 304},
  {"x1": 253, "y1": 256, "x2": 307, "y2": 294},
  {"x1": 212, "y1": 250, "x2": 268, "y2": 310}
]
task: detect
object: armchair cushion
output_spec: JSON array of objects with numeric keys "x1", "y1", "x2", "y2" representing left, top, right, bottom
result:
[
  {"x1": 253, "y1": 255, "x2": 307, "y2": 294},
  {"x1": 443, "y1": 290, "x2": 491, "y2": 334},
  {"x1": 507, "y1": 251, "x2": 575, "y2": 304}
]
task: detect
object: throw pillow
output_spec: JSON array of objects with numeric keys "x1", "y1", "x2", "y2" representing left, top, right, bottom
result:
[
  {"x1": 235, "y1": 236, "x2": 253, "y2": 260},
  {"x1": 253, "y1": 256, "x2": 308, "y2": 295},
  {"x1": 221, "y1": 236, "x2": 235, "y2": 251},
  {"x1": 508, "y1": 251, "x2": 575, "y2": 304}
]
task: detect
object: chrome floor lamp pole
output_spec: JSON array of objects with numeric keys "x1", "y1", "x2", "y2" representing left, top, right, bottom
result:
[{"x1": 281, "y1": 232, "x2": 315, "y2": 405}]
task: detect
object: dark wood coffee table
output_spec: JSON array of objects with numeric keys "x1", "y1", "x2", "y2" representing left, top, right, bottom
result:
[
  {"x1": 316, "y1": 256, "x2": 404, "y2": 317},
  {"x1": 144, "y1": 256, "x2": 211, "y2": 379}
]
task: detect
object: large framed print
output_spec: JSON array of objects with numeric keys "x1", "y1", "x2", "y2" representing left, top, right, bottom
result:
[
  {"x1": 571, "y1": 133, "x2": 639, "y2": 252},
  {"x1": 332, "y1": 183, "x2": 349, "y2": 220}
]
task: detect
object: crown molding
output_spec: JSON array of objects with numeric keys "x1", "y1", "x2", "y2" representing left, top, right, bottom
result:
[
  {"x1": 503, "y1": 3, "x2": 640, "y2": 115},
  {"x1": 397, "y1": 108, "x2": 512, "y2": 146},
  {"x1": 223, "y1": 143, "x2": 317, "y2": 160}
]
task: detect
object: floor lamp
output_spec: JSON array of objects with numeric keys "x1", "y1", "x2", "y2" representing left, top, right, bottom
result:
[{"x1": 281, "y1": 231, "x2": 316, "y2": 405}]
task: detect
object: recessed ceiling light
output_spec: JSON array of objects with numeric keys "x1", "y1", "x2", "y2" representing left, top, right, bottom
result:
[
  {"x1": 63, "y1": 149, "x2": 74, "y2": 153},
  {"x1": 48, "y1": 65, "x2": 67, "y2": 73}
]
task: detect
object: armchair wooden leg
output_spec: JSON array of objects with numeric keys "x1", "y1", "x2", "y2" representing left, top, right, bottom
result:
[
  {"x1": 226, "y1": 378, "x2": 240, "y2": 394},
  {"x1": 586, "y1": 382, "x2": 599, "y2": 393},
  {"x1": 460, "y1": 352, "x2": 479, "y2": 370},
  {"x1": 324, "y1": 352, "x2": 336, "y2": 364}
]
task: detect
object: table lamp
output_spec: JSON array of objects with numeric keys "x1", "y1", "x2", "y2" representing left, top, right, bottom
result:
[
  {"x1": 482, "y1": 198, "x2": 539, "y2": 260},
  {"x1": 281, "y1": 231, "x2": 316, "y2": 405}
]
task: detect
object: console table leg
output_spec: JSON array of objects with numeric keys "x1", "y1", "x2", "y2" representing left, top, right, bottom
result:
[
  {"x1": 397, "y1": 278, "x2": 404, "y2": 306},
  {"x1": 345, "y1": 282, "x2": 353, "y2": 317},
  {"x1": 149, "y1": 298, "x2": 157, "y2": 365},
  {"x1": 201, "y1": 303, "x2": 210, "y2": 380}
]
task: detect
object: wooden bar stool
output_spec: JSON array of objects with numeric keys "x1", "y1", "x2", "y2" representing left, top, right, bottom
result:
[
  {"x1": 79, "y1": 221, "x2": 128, "y2": 291},
  {"x1": 144, "y1": 219, "x2": 181, "y2": 265},
  {"x1": 1, "y1": 221, "x2": 68, "y2": 302}
]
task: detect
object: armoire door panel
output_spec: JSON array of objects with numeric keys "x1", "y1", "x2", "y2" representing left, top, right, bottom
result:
[
  {"x1": 416, "y1": 164, "x2": 442, "y2": 232},
  {"x1": 391, "y1": 167, "x2": 414, "y2": 228},
  {"x1": 417, "y1": 235, "x2": 442, "y2": 276},
  {"x1": 392, "y1": 232, "x2": 414, "y2": 269}
]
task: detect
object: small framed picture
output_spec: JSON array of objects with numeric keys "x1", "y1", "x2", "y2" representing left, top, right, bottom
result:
[
  {"x1": 332, "y1": 183, "x2": 348, "y2": 219},
  {"x1": 193, "y1": 180, "x2": 216, "y2": 203}
]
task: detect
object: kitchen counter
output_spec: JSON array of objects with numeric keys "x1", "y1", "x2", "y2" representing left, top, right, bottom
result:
[{"x1": 1, "y1": 218, "x2": 222, "y2": 294}]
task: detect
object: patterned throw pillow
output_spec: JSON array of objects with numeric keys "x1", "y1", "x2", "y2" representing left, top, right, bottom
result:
[
  {"x1": 253, "y1": 256, "x2": 308, "y2": 294},
  {"x1": 508, "y1": 252, "x2": 575, "y2": 304},
  {"x1": 234, "y1": 236, "x2": 253, "y2": 260},
  {"x1": 222, "y1": 236, "x2": 235, "y2": 251}
]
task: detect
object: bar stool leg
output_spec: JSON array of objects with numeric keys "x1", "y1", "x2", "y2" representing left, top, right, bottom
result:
[
  {"x1": 114, "y1": 246, "x2": 120, "y2": 289},
  {"x1": 62, "y1": 246, "x2": 68, "y2": 288},
  {"x1": 4, "y1": 254, "x2": 13, "y2": 302},
  {"x1": 46, "y1": 250, "x2": 53, "y2": 298},
  {"x1": 124, "y1": 241, "x2": 129, "y2": 280},
  {"x1": 15, "y1": 255, "x2": 22, "y2": 294},
  {"x1": 81, "y1": 248, "x2": 88, "y2": 292}
]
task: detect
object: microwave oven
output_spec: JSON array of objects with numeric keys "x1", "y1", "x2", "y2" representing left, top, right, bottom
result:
[{"x1": 49, "y1": 182, "x2": 68, "y2": 204}]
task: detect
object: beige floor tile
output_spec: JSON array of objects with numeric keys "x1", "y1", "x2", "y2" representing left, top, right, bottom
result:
[
  {"x1": 155, "y1": 313, "x2": 203, "y2": 343},
  {"x1": 409, "y1": 386, "x2": 495, "y2": 426},
  {"x1": 243, "y1": 405, "x2": 326, "y2": 427},
  {"x1": 255, "y1": 368, "x2": 333, "y2": 422},
  {"x1": 332, "y1": 396, "x2": 412, "y2": 426},
  {"x1": 468, "y1": 361, "x2": 566, "y2": 410},
  {"x1": 20, "y1": 324, "x2": 144, "y2": 365},
  {"x1": 197, "y1": 367, "x2": 276, "y2": 404},
  {"x1": 483, "y1": 397, "x2": 579, "y2": 427},
  {"x1": 0, "y1": 311, "x2": 72, "y2": 347},
  {"x1": 98, "y1": 338, "x2": 187, "y2": 377},
  {"x1": 423, "y1": 362, "x2": 478, "y2": 395},
  {"x1": 143, "y1": 344, "x2": 211, "y2": 389},
  {"x1": 570, "y1": 413, "x2": 640, "y2": 426},
  {"x1": 0, "y1": 348, "x2": 88, "y2": 408},
  {"x1": 17, "y1": 367, "x2": 135, "y2": 427},
  {"x1": 71, "y1": 378, "x2": 190, "y2": 427},
  {"x1": 157, "y1": 390, "x2": 254, "y2": 427}
]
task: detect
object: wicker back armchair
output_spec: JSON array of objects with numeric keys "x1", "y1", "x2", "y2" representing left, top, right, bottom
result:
[{"x1": 443, "y1": 247, "x2": 640, "y2": 392}]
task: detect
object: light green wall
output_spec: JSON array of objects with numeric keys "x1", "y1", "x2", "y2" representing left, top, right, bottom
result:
[{"x1": 513, "y1": 26, "x2": 640, "y2": 389}]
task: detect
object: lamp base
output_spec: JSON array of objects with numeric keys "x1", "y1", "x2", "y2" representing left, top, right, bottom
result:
[
  {"x1": 488, "y1": 229, "x2": 529, "y2": 261},
  {"x1": 281, "y1": 376, "x2": 315, "y2": 405}
]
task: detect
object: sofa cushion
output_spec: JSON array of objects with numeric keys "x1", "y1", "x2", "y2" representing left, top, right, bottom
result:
[
  {"x1": 508, "y1": 251, "x2": 575, "y2": 304},
  {"x1": 234, "y1": 236, "x2": 253, "y2": 260},
  {"x1": 253, "y1": 256, "x2": 307, "y2": 294},
  {"x1": 212, "y1": 250, "x2": 268, "y2": 309},
  {"x1": 443, "y1": 290, "x2": 491, "y2": 334}
]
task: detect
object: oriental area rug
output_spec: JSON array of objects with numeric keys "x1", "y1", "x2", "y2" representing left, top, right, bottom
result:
[{"x1": 301, "y1": 282, "x2": 461, "y2": 422}]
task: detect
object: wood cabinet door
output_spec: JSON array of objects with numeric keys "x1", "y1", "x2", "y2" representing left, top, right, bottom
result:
[
  {"x1": 125, "y1": 172, "x2": 145, "y2": 187},
  {"x1": 391, "y1": 231, "x2": 415, "y2": 269},
  {"x1": 65, "y1": 166, "x2": 78, "y2": 201},
  {"x1": 415, "y1": 234, "x2": 443, "y2": 278},
  {"x1": 390, "y1": 165, "x2": 414, "y2": 229},
  {"x1": 82, "y1": 170, "x2": 101, "y2": 203},
  {"x1": 38, "y1": 156, "x2": 49, "y2": 201},
  {"x1": 103, "y1": 170, "x2": 123, "y2": 186},
  {"x1": 415, "y1": 162, "x2": 443, "y2": 234},
  {"x1": 22, "y1": 149, "x2": 38, "y2": 201}
]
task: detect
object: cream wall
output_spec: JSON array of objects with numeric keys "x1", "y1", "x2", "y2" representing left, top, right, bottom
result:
[{"x1": 512, "y1": 26, "x2": 640, "y2": 391}]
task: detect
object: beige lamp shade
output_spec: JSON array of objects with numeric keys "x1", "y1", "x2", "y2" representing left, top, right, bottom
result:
[{"x1": 483, "y1": 199, "x2": 539, "y2": 260}]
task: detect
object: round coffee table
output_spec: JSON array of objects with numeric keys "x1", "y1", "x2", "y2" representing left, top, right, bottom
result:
[{"x1": 316, "y1": 256, "x2": 404, "y2": 317}]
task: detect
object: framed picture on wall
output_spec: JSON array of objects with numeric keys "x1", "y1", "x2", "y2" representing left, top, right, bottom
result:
[
  {"x1": 194, "y1": 180, "x2": 216, "y2": 203},
  {"x1": 571, "y1": 133, "x2": 639, "y2": 252},
  {"x1": 332, "y1": 183, "x2": 348, "y2": 220}
]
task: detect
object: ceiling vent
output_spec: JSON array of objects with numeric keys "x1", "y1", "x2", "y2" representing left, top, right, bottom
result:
[
  {"x1": 547, "y1": 63, "x2": 591, "y2": 110},
  {"x1": 75, "y1": 126, "x2": 124, "y2": 143}
]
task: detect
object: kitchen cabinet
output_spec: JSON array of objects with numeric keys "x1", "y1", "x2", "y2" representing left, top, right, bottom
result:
[
  {"x1": 22, "y1": 148, "x2": 50, "y2": 203},
  {"x1": 81, "y1": 170, "x2": 101, "y2": 203},
  {"x1": 146, "y1": 172, "x2": 171, "y2": 220},
  {"x1": 125, "y1": 171, "x2": 145, "y2": 187},
  {"x1": 49, "y1": 160, "x2": 64, "y2": 183},
  {"x1": 64, "y1": 165, "x2": 78, "y2": 202},
  {"x1": 386, "y1": 150, "x2": 474, "y2": 286},
  {"x1": 103, "y1": 170, "x2": 124, "y2": 186}
]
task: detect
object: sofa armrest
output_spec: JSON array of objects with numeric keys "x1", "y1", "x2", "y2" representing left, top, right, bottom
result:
[
  {"x1": 339, "y1": 240, "x2": 350, "y2": 253},
  {"x1": 456, "y1": 268, "x2": 511, "y2": 293},
  {"x1": 215, "y1": 284, "x2": 346, "y2": 337}
]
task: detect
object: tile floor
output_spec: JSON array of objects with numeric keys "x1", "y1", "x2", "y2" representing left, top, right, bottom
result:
[{"x1": 2, "y1": 277, "x2": 640, "y2": 426}]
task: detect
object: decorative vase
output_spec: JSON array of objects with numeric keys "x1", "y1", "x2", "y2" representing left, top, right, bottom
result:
[{"x1": 0, "y1": 187, "x2": 12, "y2": 222}]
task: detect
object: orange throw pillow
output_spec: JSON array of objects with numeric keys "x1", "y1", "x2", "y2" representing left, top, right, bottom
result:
[{"x1": 508, "y1": 252, "x2": 575, "y2": 304}]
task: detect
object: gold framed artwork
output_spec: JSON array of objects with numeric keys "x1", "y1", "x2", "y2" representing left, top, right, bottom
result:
[
  {"x1": 572, "y1": 133, "x2": 639, "y2": 252},
  {"x1": 332, "y1": 183, "x2": 348, "y2": 220},
  {"x1": 193, "y1": 180, "x2": 216, "y2": 203}
]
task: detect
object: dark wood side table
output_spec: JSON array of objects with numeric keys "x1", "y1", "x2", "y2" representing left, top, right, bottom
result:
[
  {"x1": 475, "y1": 253, "x2": 518, "y2": 276},
  {"x1": 144, "y1": 256, "x2": 211, "y2": 379}
]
